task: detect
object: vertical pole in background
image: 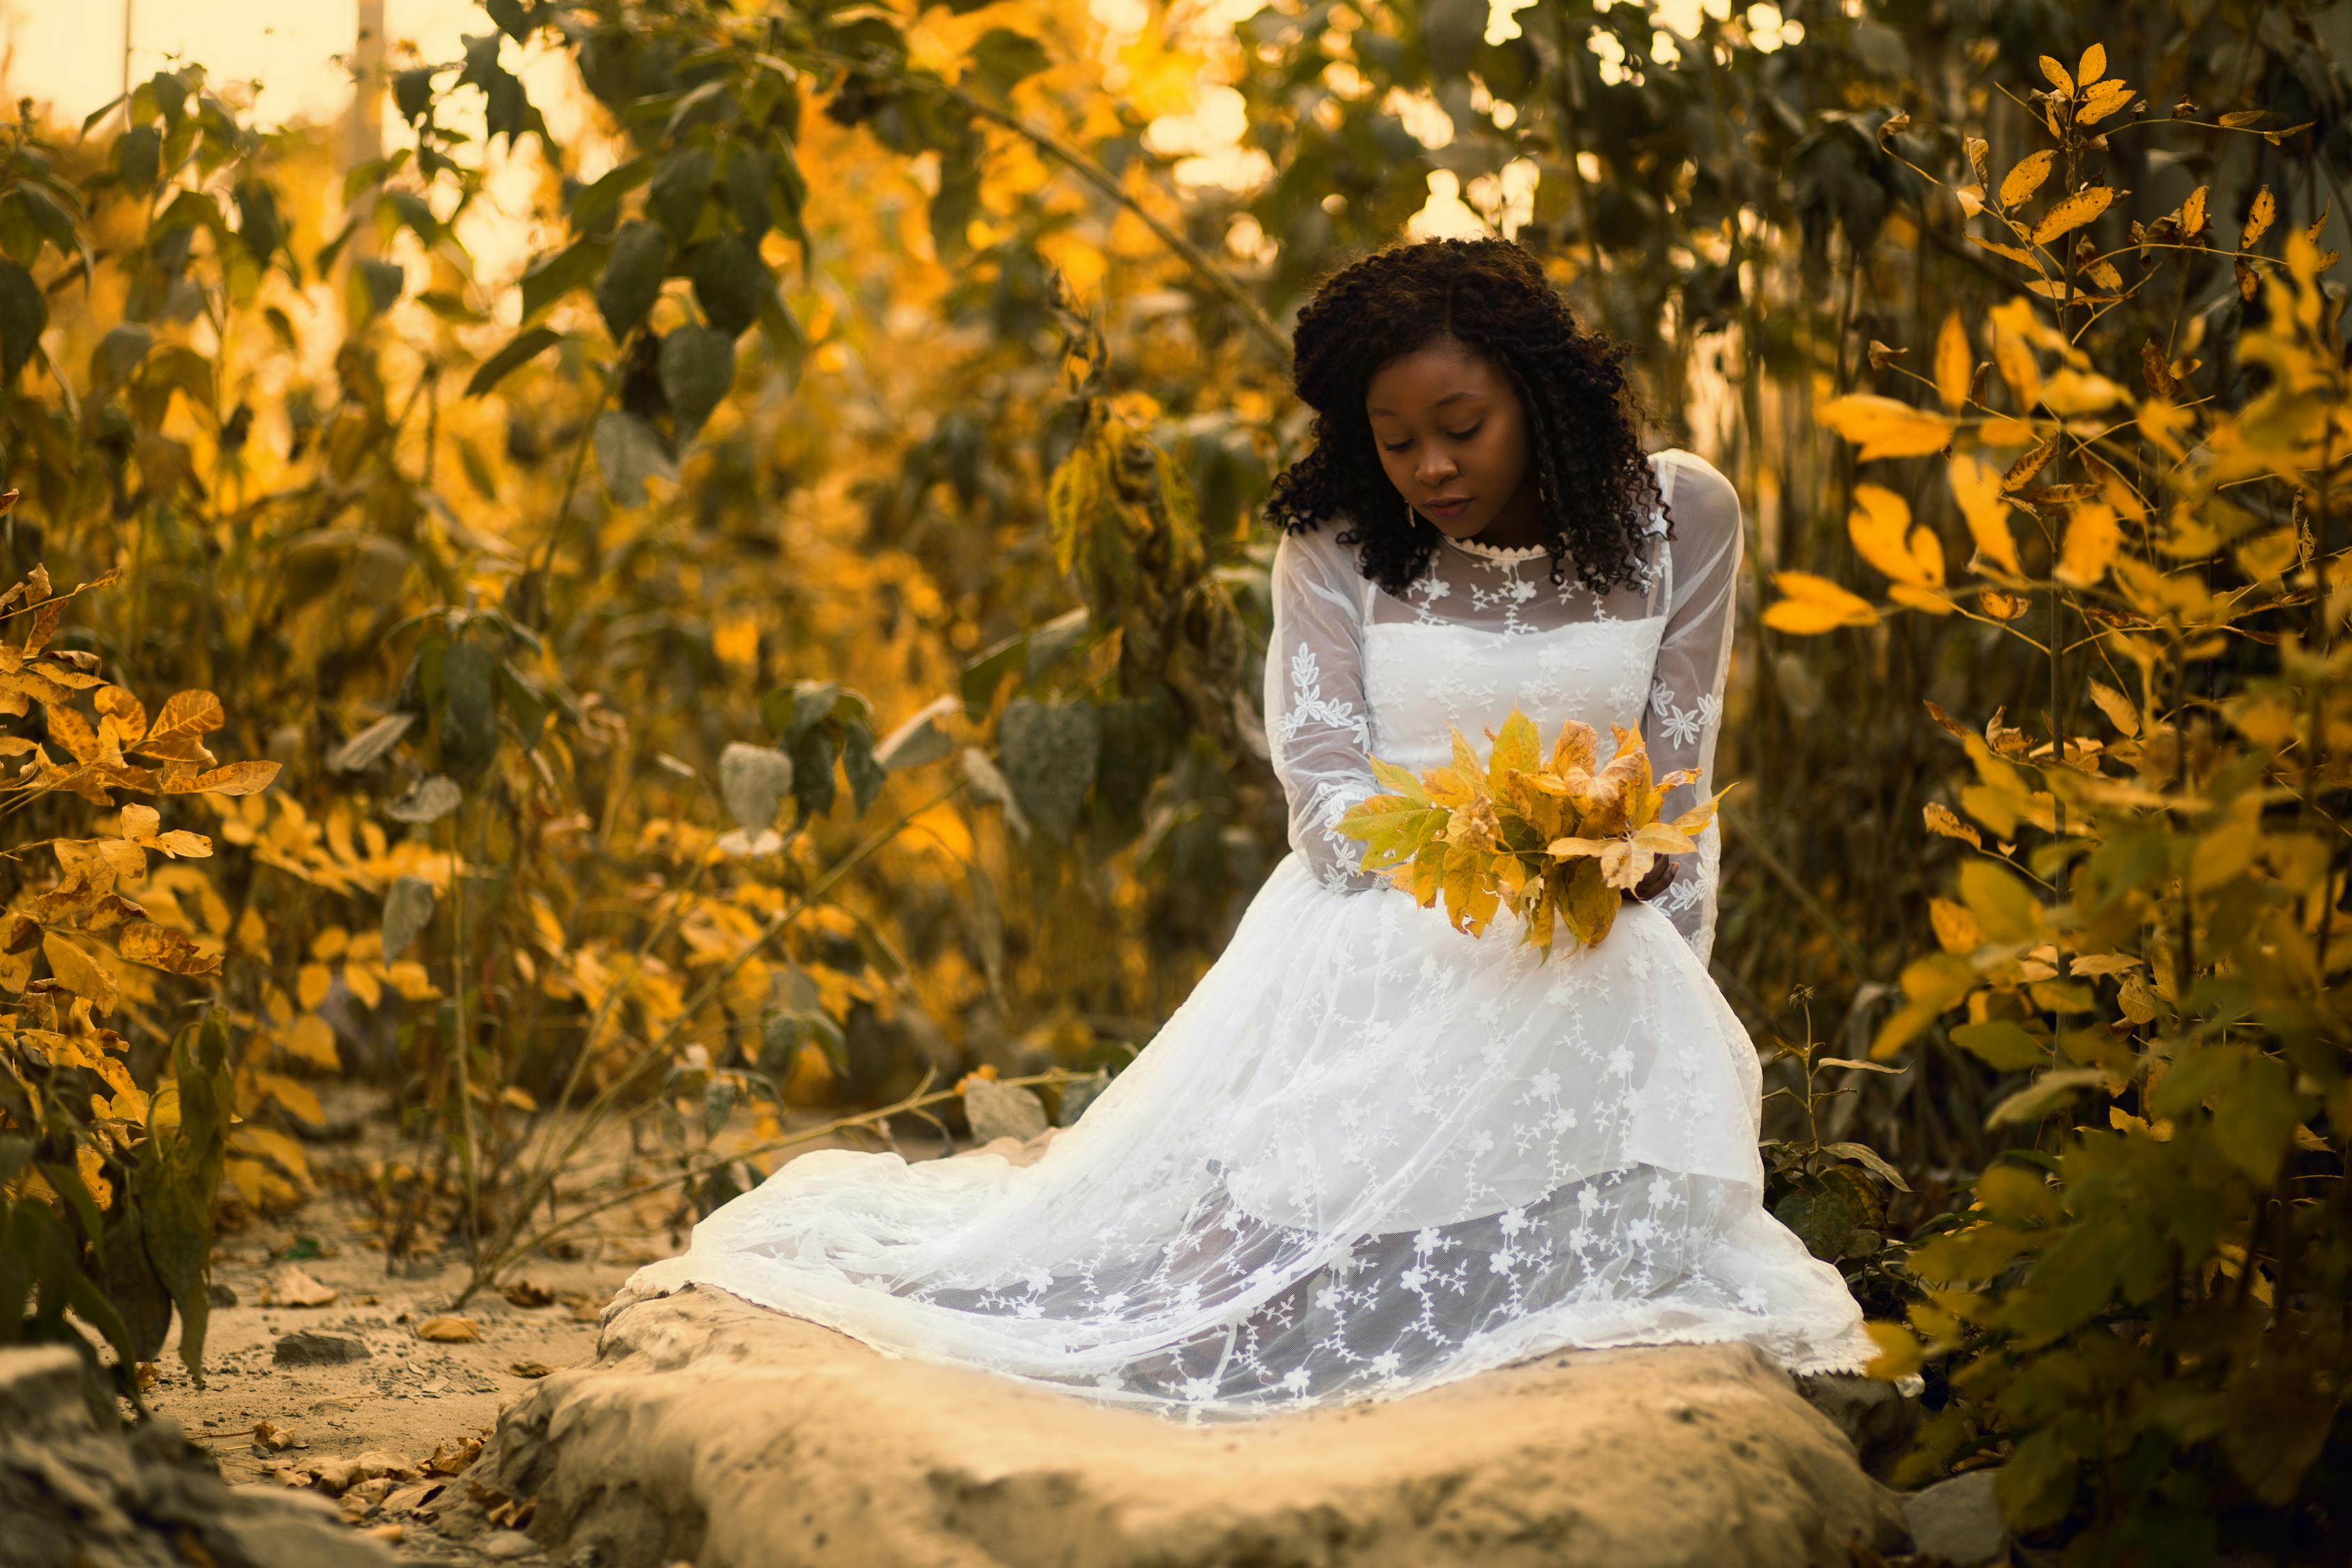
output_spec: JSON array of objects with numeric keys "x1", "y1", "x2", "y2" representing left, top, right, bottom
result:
[
  {"x1": 120, "y1": 0, "x2": 132, "y2": 102},
  {"x1": 346, "y1": 0, "x2": 387, "y2": 256}
]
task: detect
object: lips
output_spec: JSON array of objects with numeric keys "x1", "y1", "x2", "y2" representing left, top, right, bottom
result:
[{"x1": 1424, "y1": 497, "x2": 1473, "y2": 518}]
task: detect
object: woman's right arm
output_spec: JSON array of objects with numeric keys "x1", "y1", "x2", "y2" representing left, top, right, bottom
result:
[{"x1": 1265, "y1": 528, "x2": 1391, "y2": 893}]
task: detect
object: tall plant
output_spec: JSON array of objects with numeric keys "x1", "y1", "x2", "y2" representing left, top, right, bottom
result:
[{"x1": 1767, "y1": 43, "x2": 2351, "y2": 1558}]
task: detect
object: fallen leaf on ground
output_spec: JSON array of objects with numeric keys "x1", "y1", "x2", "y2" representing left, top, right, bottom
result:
[
  {"x1": 261, "y1": 1265, "x2": 338, "y2": 1307},
  {"x1": 507, "y1": 1360, "x2": 555, "y2": 1378},
  {"x1": 501, "y1": 1279, "x2": 555, "y2": 1308},
  {"x1": 251, "y1": 1420, "x2": 298, "y2": 1453},
  {"x1": 426, "y1": 1435, "x2": 484, "y2": 1475},
  {"x1": 560, "y1": 1291, "x2": 602, "y2": 1323},
  {"x1": 361, "y1": 1524, "x2": 405, "y2": 1545},
  {"x1": 414, "y1": 1315, "x2": 480, "y2": 1342}
]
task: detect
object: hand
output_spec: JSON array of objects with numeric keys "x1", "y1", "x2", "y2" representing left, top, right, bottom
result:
[{"x1": 1633, "y1": 859, "x2": 1676, "y2": 902}]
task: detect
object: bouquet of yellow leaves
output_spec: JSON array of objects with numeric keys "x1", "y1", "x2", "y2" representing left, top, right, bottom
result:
[{"x1": 1332, "y1": 707, "x2": 1731, "y2": 956}]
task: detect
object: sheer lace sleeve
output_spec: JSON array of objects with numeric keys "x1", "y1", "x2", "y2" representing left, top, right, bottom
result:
[
  {"x1": 1645, "y1": 451, "x2": 1744, "y2": 967},
  {"x1": 1266, "y1": 525, "x2": 1388, "y2": 893}
]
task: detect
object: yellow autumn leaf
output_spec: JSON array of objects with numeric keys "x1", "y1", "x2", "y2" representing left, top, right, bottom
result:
[
  {"x1": 1933, "y1": 310, "x2": 1971, "y2": 411},
  {"x1": 1848, "y1": 486, "x2": 1929, "y2": 585},
  {"x1": 2086, "y1": 680, "x2": 2141, "y2": 737},
  {"x1": 2243, "y1": 185, "x2": 2276, "y2": 249},
  {"x1": 2029, "y1": 185, "x2": 2115, "y2": 246},
  {"x1": 2039, "y1": 369, "x2": 2128, "y2": 415},
  {"x1": 2038, "y1": 54, "x2": 2074, "y2": 94},
  {"x1": 2077, "y1": 79, "x2": 2133, "y2": 126},
  {"x1": 1948, "y1": 454, "x2": 2022, "y2": 576},
  {"x1": 1817, "y1": 394, "x2": 1958, "y2": 461},
  {"x1": 1763, "y1": 571, "x2": 1881, "y2": 634},
  {"x1": 2075, "y1": 43, "x2": 2107, "y2": 86},
  {"x1": 1999, "y1": 149, "x2": 2058, "y2": 208},
  {"x1": 43, "y1": 932, "x2": 116, "y2": 1013},
  {"x1": 284, "y1": 1013, "x2": 341, "y2": 1069},
  {"x1": 2054, "y1": 502, "x2": 2123, "y2": 587},
  {"x1": 1923, "y1": 802, "x2": 1982, "y2": 849},
  {"x1": 1929, "y1": 898, "x2": 1982, "y2": 953}
]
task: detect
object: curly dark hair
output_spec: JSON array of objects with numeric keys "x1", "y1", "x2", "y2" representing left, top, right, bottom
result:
[{"x1": 1264, "y1": 237, "x2": 1666, "y2": 600}]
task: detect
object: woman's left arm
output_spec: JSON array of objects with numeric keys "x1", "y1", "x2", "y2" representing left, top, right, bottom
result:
[{"x1": 1645, "y1": 452, "x2": 1744, "y2": 967}]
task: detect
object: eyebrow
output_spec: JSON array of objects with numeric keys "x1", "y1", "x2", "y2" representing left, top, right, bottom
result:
[{"x1": 1367, "y1": 390, "x2": 1485, "y2": 417}]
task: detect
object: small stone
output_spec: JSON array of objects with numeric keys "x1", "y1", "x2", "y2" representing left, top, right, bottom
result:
[
  {"x1": 208, "y1": 1280, "x2": 239, "y2": 1308},
  {"x1": 274, "y1": 1331, "x2": 370, "y2": 1367},
  {"x1": 479, "y1": 1530, "x2": 544, "y2": 1560},
  {"x1": 1904, "y1": 1468, "x2": 2010, "y2": 1567}
]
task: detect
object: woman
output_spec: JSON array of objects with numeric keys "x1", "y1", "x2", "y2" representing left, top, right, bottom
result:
[{"x1": 623, "y1": 236, "x2": 1880, "y2": 1423}]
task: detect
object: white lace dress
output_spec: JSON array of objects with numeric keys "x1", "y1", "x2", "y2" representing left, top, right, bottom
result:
[{"x1": 623, "y1": 448, "x2": 1880, "y2": 1422}]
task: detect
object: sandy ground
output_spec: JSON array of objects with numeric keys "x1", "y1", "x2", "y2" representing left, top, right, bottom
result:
[{"x1": 141, "y1": 1082, "x2": 941, "y2": 1563}]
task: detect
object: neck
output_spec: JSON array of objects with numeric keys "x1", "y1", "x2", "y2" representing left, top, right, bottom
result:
[{"x1": 1463, "y1": 482, "x2": 1544, "y2": 551}]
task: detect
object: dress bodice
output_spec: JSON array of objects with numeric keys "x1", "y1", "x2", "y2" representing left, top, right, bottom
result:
[
  {"x1": 1364, "y1": 608, "x2": 1667, "y2": 779},
  {"x1": 1263, "y1": 449, "x2": 1746, "y2": 966}
]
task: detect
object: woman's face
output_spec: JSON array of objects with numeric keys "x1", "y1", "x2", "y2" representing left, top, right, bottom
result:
[{"x1": 1363, "y1": 333, "x2": 1539, "y2": 546}]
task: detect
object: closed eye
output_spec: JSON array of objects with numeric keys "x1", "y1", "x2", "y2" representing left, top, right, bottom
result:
[{"x1": 1381, "y1": 424, "x2": 1482, "y2": 454}]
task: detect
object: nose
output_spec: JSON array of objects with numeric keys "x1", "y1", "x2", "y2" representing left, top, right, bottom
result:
[{"x1": 1416, "y1": 452, "x2": 1458, "y2": 486}]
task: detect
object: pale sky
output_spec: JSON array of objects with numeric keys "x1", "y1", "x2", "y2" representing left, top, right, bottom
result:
[{"x1": 0, "y1": 0, "x2": 491, "y2": 125}]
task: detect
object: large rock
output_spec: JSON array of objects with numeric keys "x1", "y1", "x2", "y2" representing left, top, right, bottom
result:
[
  {"x1": 460, "y1": 1285, "x2": 1908, "y2": 1568},
  {"x1": 0, "y1": 1342, "x2": 394, "y2": 1568}
]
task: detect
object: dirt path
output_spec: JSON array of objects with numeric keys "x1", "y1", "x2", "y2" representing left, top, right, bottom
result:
[{"x1": 135, "y1": 1084, "x2": 967, "y2": 1560}]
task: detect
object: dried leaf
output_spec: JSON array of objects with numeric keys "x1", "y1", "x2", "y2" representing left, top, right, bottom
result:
[
  {"x1": 2000, "y1": 149, "x2": 2058, "y2": 208},
  {"x1": 2181, "y1": 185, "x2": 2208, "y2": 239},
  {"x1": 42, "y1": 932, "x2": 116, "y2": 1012},
  {"x1": 118, "y1": 920, "x2": 222, "y2": 978},
  {"x1": 2242, "y1": 185, "x2": 2276, "y2": 249},
  {"x1": 1924, "y1": 802, "x2": 1982, "y2": 849},
  {"x1": 137, "y1": 691, "x2": 225, "y2": 762},
  {"x1": 415, "y1": 1315, "x2": 481, "y2": 1343},
  {"x1": 2029, "y1": 186, "x2": 2115, "y2": 247},
  {"x1": 261, "y1": 1265, "x2": 339, "y2": 1308}
]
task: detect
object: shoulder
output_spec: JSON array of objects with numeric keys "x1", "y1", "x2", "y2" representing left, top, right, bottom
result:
[
  {"x1": 1647, "y1": 447, "x2": 1737, "y2": 512},
  {"x1": 1273, "y1": 516, "x2": 1367, "y2": 584},
  {"x1": 1647, "y1": 449, "x2": 1740, "y2": 545}
]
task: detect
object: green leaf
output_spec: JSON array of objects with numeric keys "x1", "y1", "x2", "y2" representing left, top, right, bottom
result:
[
  {"x1": 521, "y1": 238, "x2": 610, "y2": 321},
  {"x1": 392, "y1": 66, "x2": 438, "y2": 124},
  {"x1": 659, "y1": 324, "x2": 735, "y2": 442},
  {"x1": 231, "y1": 179, "x2": 283, "y2": 268},
  {"x1": 873, "y1": 695, "x2": 960, "y2": 772},
  {"x1": 1820, "y1": 1140, "x2": 1913, "y2": 1192},
  {"x1": 90, "y1": 323, "x2": 151, "y2": 394},
  {"x1": 485, "y1": 0, "x2": 534, "y2": 40},
  {"x1": 688, "y1": 232, "x2": 771, "y2": 337},
  {"x1": 842, "y1": 720, "x2": 885, "y2": 814},
  {"x1": 381, "y1": 875, "x2": 436, "y2": 959},
  {"x1": 353, "y1": 257, "x2": 406, "y2": 321},
  {"x1": 1985, "y1": 1066, "x2": 2109, "y2": 1128},
  {"x1": 592, "y1": 408, "x2": 677, "y2": 507},
  {"x1": 568, "y1": 156, "x2": 652, "y2": 237},
  {"x1": 464, "y1": 325, "x2": 562, "y2": 397},
  {"x1": 113, "y1": 125, "x2": 161, "y2": 191},
  {"x1": 647, "y1": 146, "x2": 716, "y2": 242},
  {"x1": 967, "y1": 28, "x2": 1051, "y2": 97},
  {"x1": 996, "y1": 697, "x2": 1100, "y2": 840},
  {"x1": 0, "y1": 260, "x2": 47, "y2": 381},
  {"x1": 595, "y1": 220, "x2": 672, "y2": 338},
  {"x1": 1951, "y1": 1019, "x2": 2048, "y2": 1071},
  {"x1": 439, "y1": 640, "x2": 500, "y2": 782},
  {"x1": 789, "y1": 723, "x2": 840, "y2": 817}
]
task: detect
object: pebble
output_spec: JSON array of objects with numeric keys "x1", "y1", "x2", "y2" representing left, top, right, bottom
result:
[{"x1": 273, "y1": 1330, "x2": 371, "y2": 1367}]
